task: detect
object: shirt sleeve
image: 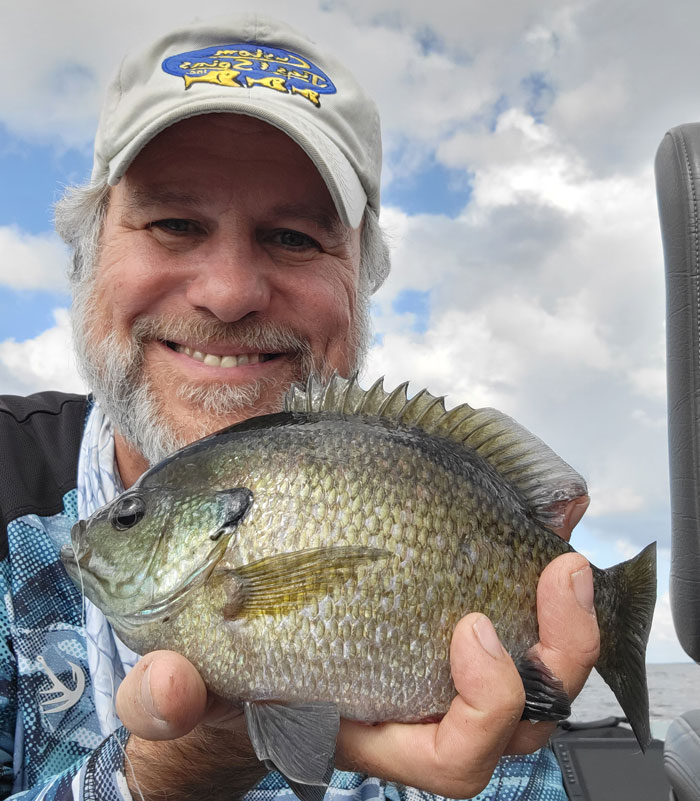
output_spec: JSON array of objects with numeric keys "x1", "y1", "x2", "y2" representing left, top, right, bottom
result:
[
  {"x1": 0, "y1": 556, "x2": 16, "y2": 800},
  {"x1": 385, "y1": 750, "x2": 567, "y2": 801},
  {"x1": 7, "y1": 728, "x2": 132, "y2": 801},
  {"x1": 0, "y1": 553, "x2": 133, "y2": 801}
]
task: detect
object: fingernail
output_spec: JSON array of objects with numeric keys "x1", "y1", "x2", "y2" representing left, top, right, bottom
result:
[
  {"x1": 572, "y1": 565, "x2": 595, "y2": 613},
  {"x1": 140, "y1": 662, "x2": 166, "y2": 721},
  {"x1": 474, "y1": 615, "x2": 505, "y2": 659}
]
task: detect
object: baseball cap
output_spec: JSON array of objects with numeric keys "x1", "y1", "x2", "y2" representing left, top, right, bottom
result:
[{"x1": 92, "y1": 14, "x2": 382, "y2": 228}]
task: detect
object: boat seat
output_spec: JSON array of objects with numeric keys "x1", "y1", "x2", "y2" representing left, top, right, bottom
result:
[
  {"x1": 655, "y1": 123, "x2": 700, "y2": 801},
  {"x1": 664, "y1": 711, "x2": 700, "y2": 801}
]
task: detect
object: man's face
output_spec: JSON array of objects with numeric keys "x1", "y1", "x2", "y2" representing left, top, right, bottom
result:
[{"x1": 74, "y1": 114, "x2": 365, "y2": 470}]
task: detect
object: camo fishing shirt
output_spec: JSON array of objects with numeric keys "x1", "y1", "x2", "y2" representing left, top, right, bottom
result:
[{"x1": 0, "y1": 391, "x2": 567, "y2": 801}]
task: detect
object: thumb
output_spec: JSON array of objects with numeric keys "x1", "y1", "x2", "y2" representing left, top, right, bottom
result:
[{"x1": 116, "y1": 651, "x2": 208, "y2": 740}]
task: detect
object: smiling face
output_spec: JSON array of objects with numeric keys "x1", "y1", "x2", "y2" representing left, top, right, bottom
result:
[{"x1": 73, "y1": 114, "x2": 366, "y2": 485}]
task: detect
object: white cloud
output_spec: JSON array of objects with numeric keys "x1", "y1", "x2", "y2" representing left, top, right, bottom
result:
[
  {"x1": 0, "y1": 308, "x2": 85, "y2": 395},
  {"x1": 0, "y1": 226, "x2": 68, "y2": 291},
  {"x1": 628, "y1": 368, "x2": 667, "y2": 403},
  {"x1": 648, "y1": 592, "x2": 693, "y2": 663},
  {"x1": 614, "y1": 537, "x2": 644, "y2": 561},
  {"x1": 630, "y1": 408, "x2": 666, "y2": 429},
  {"x1": 583, "y1": 488, "x2": 645, "y2": 519}
]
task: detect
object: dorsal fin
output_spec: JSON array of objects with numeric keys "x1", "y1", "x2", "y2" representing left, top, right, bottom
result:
[{"x1": 284, "y1": 374, "x2": 587, "y2": 529}]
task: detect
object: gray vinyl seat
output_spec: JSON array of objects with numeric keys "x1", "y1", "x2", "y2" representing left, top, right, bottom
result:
[{"x1": 655, "y1": 124, "x2": 700, "y2": 801}]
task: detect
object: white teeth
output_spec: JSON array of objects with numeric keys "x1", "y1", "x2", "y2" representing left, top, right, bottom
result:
[{"x1": 172, "y1": 343, "x2": 267, "y2": 368}]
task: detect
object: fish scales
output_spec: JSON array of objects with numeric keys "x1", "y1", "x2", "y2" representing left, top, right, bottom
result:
[
  {"x1": 62, "y1": 374, "x2": 656, "y2": 800},
  {"x1": 97, "y1": 414, "x2": 567, "y2": 717}
]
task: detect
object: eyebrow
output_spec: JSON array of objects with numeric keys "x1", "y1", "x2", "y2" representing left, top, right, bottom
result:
[{"x1": 120, "y1": 185, "x2": 206, "y2": 212}]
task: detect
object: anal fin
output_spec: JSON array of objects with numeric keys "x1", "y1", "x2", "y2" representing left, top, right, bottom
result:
[
  {"x1": 516, "y1": 655, "x2": 571, "y2": 721},
  {"x1": 244, "y1": 700, "x2": 339, "y2": 801}
]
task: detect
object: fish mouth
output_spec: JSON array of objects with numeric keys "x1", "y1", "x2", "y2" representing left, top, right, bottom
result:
[
  {"x1": 70, "y1": 519, "x2": 86, "y2": 551},
  {"x1": 60, "y1": 520, "x2": 90, "y2": 575},
  {"x1": 113, "y1": 532, "x2": 233, "y2": 631},
  {"x1": 59, "y1": 543, "x2": 80, "y2": 580}
]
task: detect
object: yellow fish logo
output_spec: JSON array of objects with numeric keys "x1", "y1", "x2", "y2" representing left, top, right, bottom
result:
[
  {"x1": 183, "y1": 69, "x2": 243, "y2": 89},
  {"x1": 162, "y1": 44, "x2": 335, "y2": 108}
]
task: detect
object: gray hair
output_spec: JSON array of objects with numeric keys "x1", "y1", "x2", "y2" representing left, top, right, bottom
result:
[{"x1": 55, "y1": 180, "x2": 391, "y2": 294}]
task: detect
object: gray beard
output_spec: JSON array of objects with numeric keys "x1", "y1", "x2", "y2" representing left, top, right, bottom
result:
[{"x1": 71, "y1": 299, "x2": 368, "y2": 466}]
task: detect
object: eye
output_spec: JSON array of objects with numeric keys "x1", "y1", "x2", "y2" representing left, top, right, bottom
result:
[
  {"x1": 270, "y1": 229, "x2": 320, "y2": 250},
  {"x1": 109, "y1": 495, "x2": 147, "y2": 531},
  {"x1": 148, "y1": 218, "x2": 202, "y2": 235}
]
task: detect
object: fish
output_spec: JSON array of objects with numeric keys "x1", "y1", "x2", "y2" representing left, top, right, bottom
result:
[{"x1": 61, "y1": 374, "x2": 657, "y2": 801}]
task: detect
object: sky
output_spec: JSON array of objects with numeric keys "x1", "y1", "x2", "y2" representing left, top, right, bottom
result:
[{"x1": 0, "y1": 0, "x2": 696, "y2": 663}]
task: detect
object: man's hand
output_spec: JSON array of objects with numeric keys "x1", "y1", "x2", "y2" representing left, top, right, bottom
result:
[
  {"x1": 116, "y1": 497, "x2": 597, "y2": 800},
  {"x1": 116, "y1": 653, "x2": 264, "y2": 801}
]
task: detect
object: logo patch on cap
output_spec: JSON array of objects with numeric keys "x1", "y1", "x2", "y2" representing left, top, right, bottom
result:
[{"x1": 162, "y1": 44, "x2": 336, "y2": 107}]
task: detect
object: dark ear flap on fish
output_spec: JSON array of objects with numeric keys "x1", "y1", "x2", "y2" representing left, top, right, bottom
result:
[
  {"x1": 210, "y1": 488, "x2": 254, "y2": 541},
  {"x1": 286, "y1": 373, "x2": 587, "y2": 530},
  {"x1": 244, "y1": 700, "x2": 338, "y2": 801},
  {"x1": 516, "y1": 655, "x2": 571, "y2": 721},
  {"x1": 220, "y1": 545, "x2": 390, "y2": 618}
]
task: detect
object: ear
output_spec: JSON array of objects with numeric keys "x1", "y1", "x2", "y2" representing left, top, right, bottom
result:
[{"x1": 210, "y1": 488, "x2": 254, "y2": 541}]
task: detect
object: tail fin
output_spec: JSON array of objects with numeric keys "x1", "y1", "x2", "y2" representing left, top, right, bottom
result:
[{"x1": 593, "y1": 542, "x2": 657, "y2": 750}]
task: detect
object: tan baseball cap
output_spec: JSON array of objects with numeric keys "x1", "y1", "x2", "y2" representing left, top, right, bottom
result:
[{"x1": 92, "y1": 14, "x2": 382, "y2": 228}]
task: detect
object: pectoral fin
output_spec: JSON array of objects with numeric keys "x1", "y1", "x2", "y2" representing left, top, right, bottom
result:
[
  {"x1": 221, "y1": 545, "x2": 390, "y2": 618},
  {"x1": 244, "y1": 700, "x2": 338, "y2": 801}
]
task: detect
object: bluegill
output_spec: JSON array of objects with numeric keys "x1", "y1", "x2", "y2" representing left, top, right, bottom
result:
[{"x1": 61, "y1": 374, "x2": 656, "y2": 801}]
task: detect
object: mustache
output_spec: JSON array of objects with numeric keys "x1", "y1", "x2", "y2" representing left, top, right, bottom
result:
[{"x1": 129, "y1": 314, "x2": 315, "y2": 360}]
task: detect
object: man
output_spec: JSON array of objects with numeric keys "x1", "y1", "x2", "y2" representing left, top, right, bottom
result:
[{"x1": 0, "y1": 14, "x2": 597, "y2": 801}]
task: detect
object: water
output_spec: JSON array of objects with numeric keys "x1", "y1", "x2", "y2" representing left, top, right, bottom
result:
[{"x1": 571, "y1": 662, "x2": 700, "y2": 726}]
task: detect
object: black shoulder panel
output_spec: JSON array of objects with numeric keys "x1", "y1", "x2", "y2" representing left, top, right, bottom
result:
[{"x1": 0, "y1": 392, "x2": 88, "y2": 558}]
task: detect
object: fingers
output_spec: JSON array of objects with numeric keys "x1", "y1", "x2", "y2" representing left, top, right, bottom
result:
[
  {"x1": 116, "y1": 650, "x2": 208, "y2": 740},
  {"x1": 550, "y1": 495, "x2": 590, "y2": 541},
  {"x1": 337, "y1": 613, "x2": 525, "y2": 799},
  {"x1": 506, "y1": 552, "x2": 600, "y2": 754},
  {"x1": 535, "y1": 552, "x2": 599, "y2": 692}
]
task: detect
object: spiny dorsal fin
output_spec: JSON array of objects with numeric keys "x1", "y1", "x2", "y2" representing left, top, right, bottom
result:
[{"x1": 284, "y1": 374, "x2": 587, "y2": 528}]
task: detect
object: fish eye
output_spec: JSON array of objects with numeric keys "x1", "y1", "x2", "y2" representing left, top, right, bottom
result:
[{"x1": 109, "y1": 495, "x2": 147, "y2": 531}]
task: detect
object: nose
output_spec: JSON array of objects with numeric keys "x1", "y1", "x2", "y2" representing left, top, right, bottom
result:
[{"x1": 185, "y1": 237, "x2": 272, "y2": 323}]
